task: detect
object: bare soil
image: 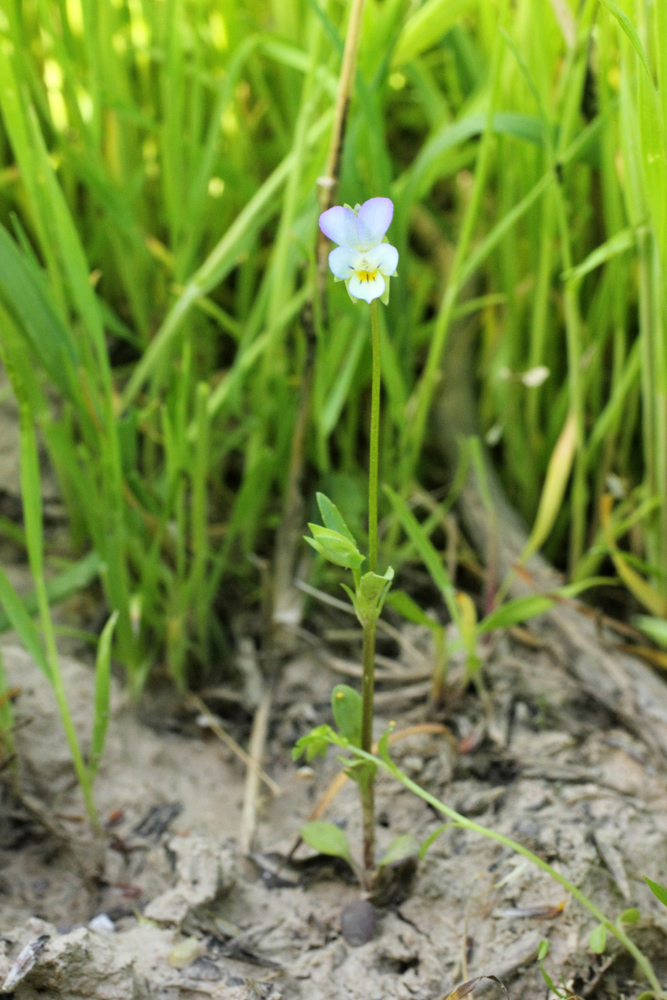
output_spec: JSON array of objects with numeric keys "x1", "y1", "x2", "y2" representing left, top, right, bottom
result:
[{"x1": 2, "y1": 612, "x2": 667, "y2": 1000}]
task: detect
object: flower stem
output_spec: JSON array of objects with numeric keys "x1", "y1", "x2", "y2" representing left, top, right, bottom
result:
[
  {"x1": 360, "y1": 616, "x2": 377, "y2": 880},
  {"x1": 368, "y1": 298, "x2": 381, "y2": 573},
  {"x1": 358, "y1": 297, "x2": 382, "y2": 882}
]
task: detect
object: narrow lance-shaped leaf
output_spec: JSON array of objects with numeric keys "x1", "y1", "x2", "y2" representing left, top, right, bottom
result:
[
  {"x1": 600, "y1": 496, "x2": 667, "y2": 617},
  {"x1": 89, "y1": 611, "x2": 119, "y2": 779},
  {"x1": 521, "y1": 412, "x2": 577, "y2": 563}
]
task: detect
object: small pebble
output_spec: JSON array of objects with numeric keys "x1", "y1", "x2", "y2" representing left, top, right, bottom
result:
[
  {"x1": 88, "y1": 914, "x2": 115, "y2": 934},
  {"x1": 340, "y1": 899, "x2": 376, "y2": 947},
  {"x1": 183, "y1": 956, "x2": 222, "y2": 982}
]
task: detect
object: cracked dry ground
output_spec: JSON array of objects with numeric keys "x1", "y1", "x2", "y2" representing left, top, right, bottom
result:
[{"x1": 1, "y1": 613, "x2": 667, "y2": 1000}]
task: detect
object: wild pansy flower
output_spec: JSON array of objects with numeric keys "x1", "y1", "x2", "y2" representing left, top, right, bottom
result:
[{"x1": 319, "y1": 197, "x2": 398, "y2": 304}]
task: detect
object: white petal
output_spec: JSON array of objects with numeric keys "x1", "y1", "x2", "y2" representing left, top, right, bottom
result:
[
  {"x1": 364, "y1": 243, "x2": 398, "y2": 276},
  {"x1": 329, "y1": 246, "x2": 362, "y2": 280},
  {"x1": 319, "y1": 206, "x2": 359, "y2": 248},
  {"x1": 348, "y1": 271, "x2": 385, "y2": 303},
  {"x1": 356, "y1": 198, "x2": 394, "y2": 249}
]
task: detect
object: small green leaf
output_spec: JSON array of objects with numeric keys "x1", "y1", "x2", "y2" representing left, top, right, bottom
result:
[
  {"x1": 589, "y1": 923, "x2": 607, "y2": 954},
  {"x1": 418, "y1": 823, "x2": 454, "y2": 860},
  {"x1": 332, "y1": 685, "x2": 363, "y2": 747},
  {"x1": 305, "y1": 524, "x2": 365, "y2": 569},
  {"x1": 316, "y1": 493, "x2": 357, "y2": 546},
  {"x1": 300, "y1": 821, "x2": 352, "y2": 862},
  {"x1": 478, "y1": 595, "x2": 554, "y2": 633},
  {"x1": 644, "y1": 876, "x2": 667, "y2": 908},
  {"x1": 536, "y1": 939, "x2": 558, "y2": 995},
  {"x1": 379, "y1": 834, "x2": 419, "y2": 867},
  {"x1": 377, "y1": 728, "x2": 393, "y2": 766},
  {"x1": 340, "y1": 583, "x2": 360, "y2": 617},
  {"x1": 619, "y1": 907, "x2": 640, "y2": 925},
  {"x1": 386, "y1": 589, "x2": 439, "y2": 630},
  {"x1": 358, "y1": 567, "x2": 394, "y2": 604},
  {"x1": 634, "y1": 616, "x2": 667, "y2": 650},
  {"x1": 355, "y1": 567, "x2": 394, "y2": 624},
  {"x1": 292, "y1": 724, "x2": 341, "y2": 762},
  {"x1": 89, "y1": 610, "x2": 119, "y2": 779}
]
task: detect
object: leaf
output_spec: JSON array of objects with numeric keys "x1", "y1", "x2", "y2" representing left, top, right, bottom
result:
[
  {"x1": 561, "y1": 227, "x2": 635, "y2": 283},
  {"x1": 478, "y1": 595, "x2": 554, "y2": 634},
  {"x1": 634, "y1": 616, "x2": 667, "y2": 650},
  {"x1": 379, "y1": 834, "x2": 420, "y2": 867},
  {"x1": 536, "y1": 939, "x2": 559, "y2": 995},
  {"x1": 0, "y1": 227, "x2": 81, "y2": 406},
  {"x1": 305, "y1": 524, "x2": 365, "y2": 570},
  {"x1": 386, "y1": 590, "x2": 440, "y2": 630},
  {"x1": 392, "y1": 0, "x2": 477, "y2": 66},
  {"x1": 316, "y1": 493, "x2": 357, "y2": 546},
  {"x1": 599, "y1": 0, "x2": 652, "y2": 80},
  {"x1": 644, "y1": 876, "x2": 667, "y2": 908},
  {"x1": 619, "y1": 907, "x2": 640, "y2": 925},
  {"x1": 0, "y1": 551, "x2": 101, "y2": 634},
  {"x1": 89, "y1": 611, "x2": 119, "y2": 779},
  {"x1": 300, "y1": 821, "x2": 353, "y2": 862},
  {"x1": 357, "y1": 567, "x2": 394, "y2": 611},
  {"x1": 385, "y1": 486, "x2": 459, "y2": 624},
  {"x1": 600, "y1": 497, "x2": 667, "y2": 617},
  {"x1": 292, "y1": 724, "x2": 341, "y2": 762},
  {"x1": 419, "y1": 823, "x2": 454, "y2": 860},
  {"x1": 456, "y1": 593, "x2": 481, "y2": 674},
  {"x1": 456, "y1": 593, "x2": 477, "y2": 651},
  {"x1": 521, "y1": 412, "x2": 577, "y2": 563},
  {"x1": 589, "y1": 923, "x2": 607, "y2": 954},
  {"x1": 331, "y1": 685, "x2": 362, "y2": 747},
  {"x1": 0, "y1": 563, "x2": 50, "y2": 682}
]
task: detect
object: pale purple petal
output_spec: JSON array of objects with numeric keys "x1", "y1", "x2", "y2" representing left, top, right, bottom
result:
[
  {"x1": 348, "y1": 271, "x2": 385, "y2": 303},
  {"x1": 356, "y1": 198, "x2": 394, "y2": 249},
  {"x1": 329, "y1": 246, "x2": 362, "y2": 279},
  {"x1": 319, "y1": 206, "x2": 359, "y2": 248},
  {"x1": 365, "y1": 243, "x2": 398, "y2": 276}
]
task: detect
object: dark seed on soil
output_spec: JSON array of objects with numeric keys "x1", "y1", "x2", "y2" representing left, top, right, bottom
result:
[{"x1": 340, "y1": 899, "x2": 376, "y2": 946}]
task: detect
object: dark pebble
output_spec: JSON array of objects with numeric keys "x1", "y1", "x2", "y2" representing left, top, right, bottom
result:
[
  {"x1": 340, "y1": 899, "x2": 376, "y2": 947},
  {"x1": 182, "y1": 956, "x2": 222, "y2": 982}
]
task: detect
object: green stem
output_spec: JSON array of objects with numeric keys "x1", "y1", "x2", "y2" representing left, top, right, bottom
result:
[
  {"x1": 360, "y1": 617, "x2": 377, "y2": 879},
  {"x1": 353, "y1": 744, "x2": 664, "y2": 999},
  {"x1": 358, "y1": 296, "x2": 382, "y2": 881},
  {"x1": 360, "y1": 617, "x2": 377, "y2": 756},
  {"x1": 368, "y1": 298, "x2": 381, "y2": 573}
]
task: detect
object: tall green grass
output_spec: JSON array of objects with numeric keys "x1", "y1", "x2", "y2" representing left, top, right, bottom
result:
[{"x1": 0, "y1": 0, "x2": 665, "y2": 696}]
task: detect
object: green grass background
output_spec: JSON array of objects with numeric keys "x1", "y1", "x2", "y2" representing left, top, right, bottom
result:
[{"x1": 0, "y1": 0, "x2": 665, "y2": 690}]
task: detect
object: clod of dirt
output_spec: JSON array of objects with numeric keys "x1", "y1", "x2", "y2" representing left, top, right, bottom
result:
[
  {"x1": 0, "y1": 917, "x2": 249, "y2": 999},
  {"x1": 340, "y1": 898, "x2": 376, "y2": 946},
  {"x1": 144, "y1": 833, "x2": 235, "y2": 928}
]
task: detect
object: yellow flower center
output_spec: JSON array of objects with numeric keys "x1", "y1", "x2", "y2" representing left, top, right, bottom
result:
[{"x1": 356, "y1": 268, "x2": 379, "y2": 283}]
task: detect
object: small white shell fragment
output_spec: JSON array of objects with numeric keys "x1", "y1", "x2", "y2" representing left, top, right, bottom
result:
[{"x1": 88, "y1": 914, "x2": 115, "y2": 934}]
